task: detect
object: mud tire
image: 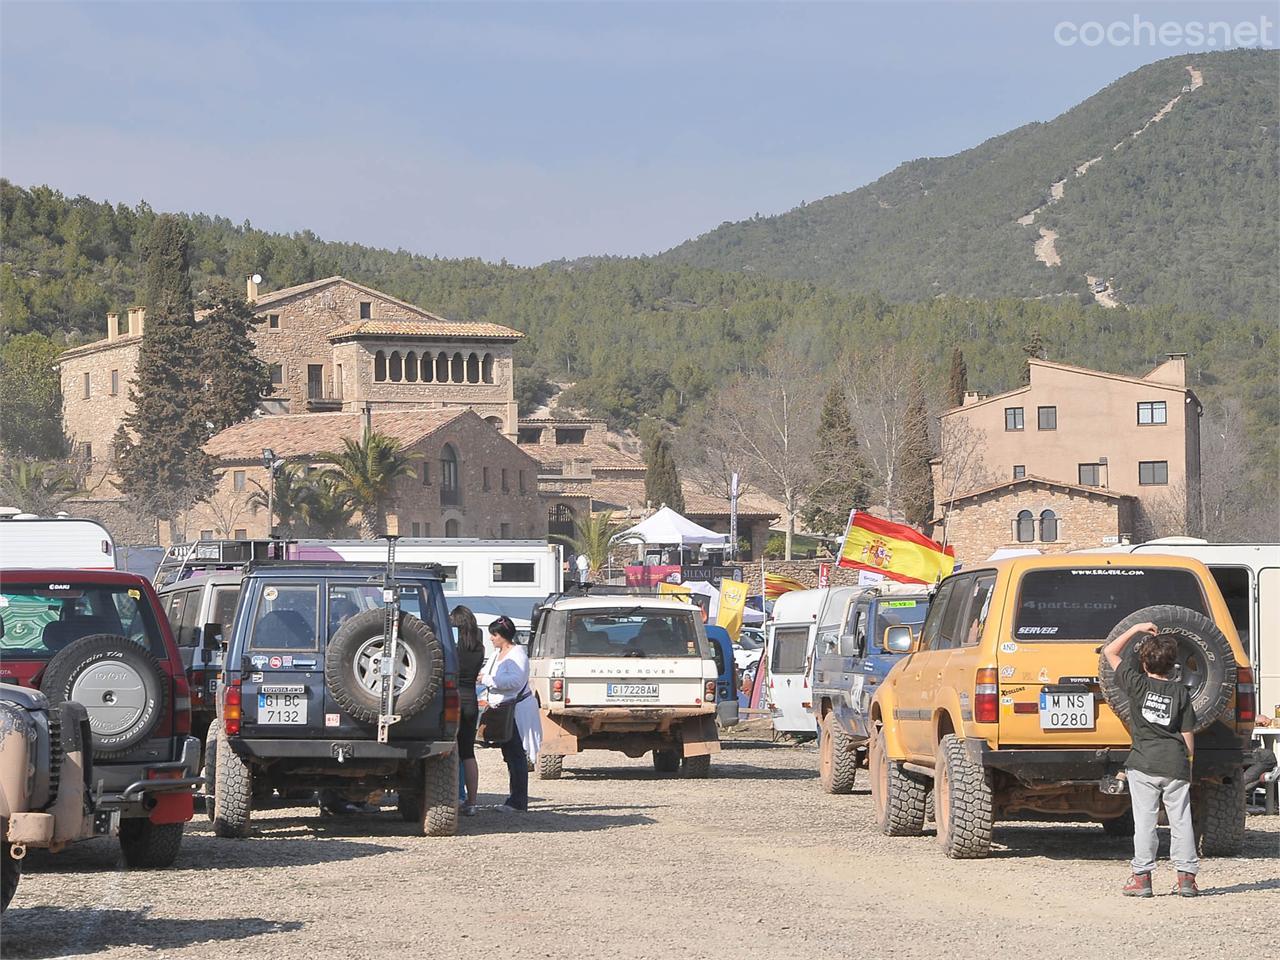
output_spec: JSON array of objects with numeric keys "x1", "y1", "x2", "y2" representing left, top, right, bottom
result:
[
  {"x1": 652, "y1": 749, "x2": 680, "y2": 774},
  {"x1": 870, "y1": 725, "x2": 927, "y2": 837},
  {"x1": 681, "y1": 753, "x2": 712, "y2": 779},
  {"x1": 538, "y1": 754, "x2": 564, "y2": 780},
  {"x1": 326, "y1": 610, "x2": 442, "y2": 724},
  {"x1": 212, "y1": 729, "x2": 253, "y2": 838},
  {"x1": 1196, "y1": 779, "x2": 1245, "y2": 856},
  {"x1": 934, "y1": 734, "x2": 994, "y2": 859},
  {"x1": 119, "y1": 819, "x2": 184, "y2": 868},
  {"x1": 818, "y1": 712, "x2": 858, "y2": 794},
  {"x1": 421, "y1": 752, "x2": 459, "y2": 837}
]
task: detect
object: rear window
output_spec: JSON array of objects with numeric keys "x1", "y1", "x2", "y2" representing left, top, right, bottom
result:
[
  {"x1": 326, "y1": 583, "x2": 429, "y2": 639},
  {"x1": 565, "y1": 608, "x2": 704, "y2": 658},
  {"x1": 249, "y1": 583, "x2": 321, "y2": 651},
  {"x1": 0, "y1": 582, "x2": 166, "y2": 660},
  {"x1": 772, "y1": 625, "x2": 810, "y2": 673},
  {"x1": 1014, "y1": 568, "x2": 1208, "y2": 641}
]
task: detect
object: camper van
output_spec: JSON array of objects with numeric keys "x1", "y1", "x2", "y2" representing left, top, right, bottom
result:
[
  {"x1": 764, "y1": 587, "x2": 861, "y2": 737},
  {"x1": 0, "y1": 515, "x2": 116, "y2": 570}
]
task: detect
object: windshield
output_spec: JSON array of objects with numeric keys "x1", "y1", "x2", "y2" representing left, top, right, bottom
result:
[
  {"x1": 566, "y1": 608, "x2": 704, "y2": 658},
  {"x1": 872, "y1": 598, "x2": 928, "y2": 640},
  {"x1": 1014, "y1": 568, "x2": 1208, "y2": 641},
  {"x1": 0, "y1": 582, "x2": 166, "y2": 659}
]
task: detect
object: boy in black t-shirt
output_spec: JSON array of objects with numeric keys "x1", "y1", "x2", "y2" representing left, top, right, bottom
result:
[{"x1": 1104, "y1": 621, "x2": 1198, "y2": 898}]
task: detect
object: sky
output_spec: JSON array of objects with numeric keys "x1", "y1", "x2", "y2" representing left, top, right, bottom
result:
[{"x1": 2, "y1": 1, "x2": 1275, "y2": 266}]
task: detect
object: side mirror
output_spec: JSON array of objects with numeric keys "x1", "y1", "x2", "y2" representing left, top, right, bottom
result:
[
  {"x1": 202, "y1": 622, "x2": 224, "y2": 651},
  {"x1": 883, "y1": 625, "x2": 914, "y2": 653}
]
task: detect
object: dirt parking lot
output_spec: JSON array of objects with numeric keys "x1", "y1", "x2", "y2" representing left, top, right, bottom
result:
[{"x1": 5, "y1": 738, "x2": 1278, "y2": 959}]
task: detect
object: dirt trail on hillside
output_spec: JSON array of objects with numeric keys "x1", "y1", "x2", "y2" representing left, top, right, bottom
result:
[
  {"x1": 1034, "y1": 228, "x2": 1061, "y2": 267},
  {"x1": 1085, "y1": 274, "x2": 1120, "y2": 309}
]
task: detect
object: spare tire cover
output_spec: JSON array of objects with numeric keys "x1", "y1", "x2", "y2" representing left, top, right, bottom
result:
[
  {"x1": 325, "y1": 609, "x2": 442, "y2": 724},
  {"x1": 41, "y1": 634, "x2": 167, "y2": 758},
  {"x1": 1098, "y1": 605, "x2": 1235, "y2": 733}
]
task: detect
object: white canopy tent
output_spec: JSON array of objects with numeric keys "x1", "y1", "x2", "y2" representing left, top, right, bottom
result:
[{"x1": 616, "y1": 506, "x2": 729, "y2": 547}]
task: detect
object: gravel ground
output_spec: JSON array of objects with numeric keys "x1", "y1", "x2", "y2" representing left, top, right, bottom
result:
[{"x1": 5, "y1": 738, "x2": 1278, "y2": 959}]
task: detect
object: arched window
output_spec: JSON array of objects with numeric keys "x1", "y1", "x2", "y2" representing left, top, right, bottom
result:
[
  {"x1": 482, "y1": 353, "x2": 495, "y2": 383},
  {"x1": 1015, "y1": 510, "x2": 1035, "y2": 543},
  {"x1": 441, "y1": 444, "x2": 460, "y2": 505},
  {"x1": 389, "y1": 351, "x2": 403, "y2": 383},
  {"x1": 466, "y1": 352, "x2": 480, "y2": 383},
  {"x1": 374, "y1": 351, "x2": 386, "y2": 382},
  {"x1": 484, "y1": 416, "x2": 503, "y2": 432},
  {"x1": 548, "y1": 503, "x2": 575, "y2": 542},
  {"x1": 436, "y1": 352, "x2": 449, "y2": 383},
  {"x1": 421, "y1": 353, "x2": 433, "y2": 383},
  {"x1": 1039, "y1": 509, "x2": 1058, "y2": 543},
  {"x1": 451, "y1": 352, "x2": 464, "y2": 383},
  {"x1": 405, "y1": 351, "x2": 418, "y2": 383},
  {"x1": 444, "y1": 518, "x2": 460, "y2": 538}
]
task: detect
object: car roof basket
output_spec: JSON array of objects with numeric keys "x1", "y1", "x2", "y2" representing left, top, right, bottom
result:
[{"x1": 154, "y1": 539, "x2": 294, "y2": 588}]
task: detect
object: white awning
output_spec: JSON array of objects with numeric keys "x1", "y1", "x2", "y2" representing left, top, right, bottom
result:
[{"x1": 616, "y1": 506, "x2": 729, "y2": 547}]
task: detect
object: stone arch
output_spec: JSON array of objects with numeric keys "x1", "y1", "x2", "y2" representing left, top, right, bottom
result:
[
  {"x1": 481, "y1": 353, "x2": 495, "y2": 383},
  {"x1": 484, "y1": 416, "x2": 503, "y2": 432},
  {"x1": 451, "y1": 352, "x2": 464, "y2": 383},
  {"x1": 389, "y1": 351, "x2": 403, "y2": 383},
  {"x1": 421, "y1": 353, "x2": 433, "y2": 383},
  {"x1": 374, "y1": 350, "x2": 386, "y2": 382},
  {"x1": 1015, "y1": 510, "x2": 1035, "y2": 544},
  {"x1": 436, "y1": 351, "x2": 449, "y2": 383},
  {"x1": 466, "y1": 352, "x2": 480, "y2": 384},
  {"x1": 548, "y1": 502, "x2": 576, "y2": 542},
  {"x1": 405, "y1": 351, "x2": 418, "y2": 383},
  {"x1": 1039, "y1": 509, "x2": 1058, "y2": 543},
  {"x1": 445, "y1": 517, "x2": 461, "y2": 538}
]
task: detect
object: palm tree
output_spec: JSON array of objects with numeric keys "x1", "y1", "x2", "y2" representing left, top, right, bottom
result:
[
  {"x1": 249, "y1": 462, "x2": 315, "y2": 538},
  {"x1": 563, "y1": 509, "x2": 628, "y2": 580},
  {"x1": 317, "y1": 432, "x2": 415, "y2": 539},
  {"x1": 301, "y1": 472, "x2": 355, "y2": 537},
  {"x1": 0, "y1": 459, "x2": 80, "y2": 515}
]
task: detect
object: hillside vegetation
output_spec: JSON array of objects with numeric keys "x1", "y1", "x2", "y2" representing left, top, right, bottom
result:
[{"x1": 662, "y1": 50, "x2": 1278, "y2": 321}]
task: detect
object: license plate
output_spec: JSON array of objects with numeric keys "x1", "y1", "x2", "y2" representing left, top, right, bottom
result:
[
  {"x1": 1039, "y1": 691, "x2": 1094, "y2": 729},
  {"x1": 607, "y1": 682, "x2": 659, "y2": 701},
  {"x1": 258, "y1": 692, "x2": 307, "y2": 725}
]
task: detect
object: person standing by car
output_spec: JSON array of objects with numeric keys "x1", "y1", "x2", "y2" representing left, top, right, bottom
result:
[
  {"x1": 450, "y1": 605, "x2": 485, "y2": 816},
  {"x1": 479, "y1": 616, "x2": 540, "y2": 812},
  {"x1": 1103, "y1": 621, "x2": 1199, "y2": 898}
]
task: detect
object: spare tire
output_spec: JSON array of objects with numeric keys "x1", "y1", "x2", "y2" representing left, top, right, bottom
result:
[
  {"x1": 325, "y1": 609, "x2": 442, "y2": 723},
  {"x1": 1098, "y1": 605, "x2": 1235, "y2": 733},
  {"x1": 41, "y1": 634, "x2": 166, "y2": 759}
]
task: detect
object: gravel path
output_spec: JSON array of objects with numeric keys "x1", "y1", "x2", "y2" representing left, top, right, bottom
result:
[{"x1": 6, "y1": 739, "x2": 1277, "y2": 959}]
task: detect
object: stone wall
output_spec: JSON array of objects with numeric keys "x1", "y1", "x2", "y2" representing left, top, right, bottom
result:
[{"x1": 58, "y1": 337, "x2": 141, "y2": 460}]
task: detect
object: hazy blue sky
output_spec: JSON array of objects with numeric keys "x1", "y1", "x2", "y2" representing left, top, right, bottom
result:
[{"x1": 2, "y1": 1, "x2": 1274, "y2": 265}]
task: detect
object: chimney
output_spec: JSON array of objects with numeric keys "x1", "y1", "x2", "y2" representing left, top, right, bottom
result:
[
  {"x1": 106, "y1": 312, "x2": 119, "y2": 341},
  {"x1": 1143, "y1": 352, "x2": 1187, "y2": 387},
  {"x1": 246, "y1": 274, "x2": 260, "y2": 301},
  {"x1": 962, "y1": 391, "x2": 983, "y2": 407},
  {"x1": 127, "y1": 306, "x2": 146, "y2": 336}
]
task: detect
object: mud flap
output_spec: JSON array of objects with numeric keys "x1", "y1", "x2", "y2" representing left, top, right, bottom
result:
[
  {"x1": 539, "y1": 709, "x2": 580, "y2": 756},
  {"x1": 680, "y1": 715, "x2": 721, "y2": 757}
]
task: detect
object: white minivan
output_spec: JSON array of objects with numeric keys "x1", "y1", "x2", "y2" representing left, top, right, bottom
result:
[{"x1": 764, "y1": 587, "x2": 862, "y2": 738}]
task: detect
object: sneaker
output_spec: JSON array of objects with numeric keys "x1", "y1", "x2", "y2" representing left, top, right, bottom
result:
[
  {"x1": 1122, "y1": 873, "x2": 1153, "y2": 898},
  {"x1": 495, "y1": 803, "x2": 526, "y2": 814},
  {"x1": 1174, "y1": 872, "x2": 1199, "y2": 898},
  {"x1": 461, "y1": 804, "x2": 479, "y2": 817}
]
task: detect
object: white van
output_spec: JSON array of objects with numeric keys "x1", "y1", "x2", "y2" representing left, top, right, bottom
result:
[
  {"x1": 764, "y1": 587, "x2": 862, "y2": 737},
  {"x1": 1079, "y1": 538, "x2": 1280, "y2": 719},
  {"x1": 0, "y1": 516, "x2": 116, "y2": 570}
]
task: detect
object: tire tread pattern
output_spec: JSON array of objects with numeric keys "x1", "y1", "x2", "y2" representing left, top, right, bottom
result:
[
  {"x1": 820, "y1": 713, "x2": 858, "y2": 794},
  {"x1": 119, "y1": 820, "x2": 184, "y2": 868},
  {"x1": 212, "y1": 729, "x2": 253, "y2": 838},
  {"x1": 538, "y1": 754, "x2": 564, "y2": 780},
  {"x1": 421, "y1": 752, "x2": 459, "y2": 837},
  {"x1": 936, "y1": 734, "x2": 994, "y2": 859},
  {"x1": 325, "y1": 611, "x2": 442, "y2": 724},
  {"x1": 874, "y1": 729, "x2": 927, "y2": 836},
  {"x1": 1196, "y1": 779, "x2": 1244, "y2": 856}
]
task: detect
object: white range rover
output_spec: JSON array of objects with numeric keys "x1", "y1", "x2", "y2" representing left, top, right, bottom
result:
[{"x1": 528, "y1": 593, "x2": 721, "y2": 779}]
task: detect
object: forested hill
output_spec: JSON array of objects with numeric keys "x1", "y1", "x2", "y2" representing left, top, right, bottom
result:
[{"x1": 662, "y1": 50, "x2": 1278, "y2": 321}]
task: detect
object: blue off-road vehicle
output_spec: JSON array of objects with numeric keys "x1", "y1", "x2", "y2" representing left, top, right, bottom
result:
[{"x1": 208, "y1": 557, "x2": 461, "y2": 838}]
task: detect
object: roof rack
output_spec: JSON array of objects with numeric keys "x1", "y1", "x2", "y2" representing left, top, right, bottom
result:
[
  {"x1": 242, "y1": 559, "x2": 446, "y2": 577},
  {"x1": 153, "y1": 539, "x2": 291, "y2": 588}
]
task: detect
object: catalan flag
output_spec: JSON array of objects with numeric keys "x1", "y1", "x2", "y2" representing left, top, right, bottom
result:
[
  {"x1": 837, "y1": 511, "x2": 955, "y2": 585},
  {"x1": 764, "y1": 572, "x2": 808, "y2": 600}
]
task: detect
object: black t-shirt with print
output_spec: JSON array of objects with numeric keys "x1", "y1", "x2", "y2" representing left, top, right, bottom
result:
[{"x1": 1118, "y1": 660, "x2": 1195, "y2": 780}]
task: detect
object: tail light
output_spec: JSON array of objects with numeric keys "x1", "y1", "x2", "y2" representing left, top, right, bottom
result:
[
  {"x1": 1236, "y1": 667, "x2": 1256, "y2": 725},
  {"x1": 975, "y1": 667, "x2": 999, "y2": 723},
  {"x1": 190, "y1": 671, "x2": 206, "y2": 706},
  {"x1": 172, "y1": 673, "x2": 192, "y2": 736},
  {"x1": 443, "y1": 679, "x2": 460, "y2": 725},
  {"x1": 551, "y1": 678, "x2": 564, "y2": 702},
  {"x1": 705, "y1": 679, "x2": 717, "y2": 703},
  {"x1": 223, "y1": 679, "x2": 242, "y2": 736}
]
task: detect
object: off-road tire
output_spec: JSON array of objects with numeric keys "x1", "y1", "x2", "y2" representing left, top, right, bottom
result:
[
  {"x1": 202, "y1": 726, "x2": 218, "y2": 821},
  {"x1": 326, "y1": 610, "x2": 443, "y2": 724},
  {"x1": 1099, "y1": 605, "x2": 1235, "y2": 733},
  {"x1": 212, "y1": 729, "x2": 253, "y2": 838},
  {"x1": 1101, "y1": 810, "x2": 1135, "y2": 837},
  {"x1": 421, "y1": 752, "x2": 459, "y2": 837},
  {"x1": 538, "y1": 754, "x2": 564, "y2": 780},
  {"x1": 681, "y1": 753, "x2": 712, "y2": 779},
  {"x1": 1195, "y1": 779, "x2": 1245, "y2": 856},
  {"x1": 870, "y1": 725, "x2": 927, "y2": 836},
  {"x1": 41, "y1": 634, "x2": 166, "y2": 759},
  {"x1": 119, "y1": 819, "x2": 184, "y2": 868},
  {"x1": 652, "y1": 749, "x2": 680, "y2": 774},
  {"x1": 1, "y1": 821, "x2": 18, "y2": 912},
  {"x1": 934, "y1": 733, "x2": 994, "y2": 859},
  {"x1": 819, "y1": 712, "x2": 858, "y2": 794}
]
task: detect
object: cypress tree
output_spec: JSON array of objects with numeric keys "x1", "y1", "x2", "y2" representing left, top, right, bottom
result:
[
  {"x1": 196, "y1": 285, "x2": 271, "y2": 432},
  {"x1": 898, "y1": 389, "x2": 935, "y2": 532},
  {"x1": 803, "y1": 383, "x2": 870, "y2": 536},
  {"x1": 1022, "y1": 329, "x2": 1046, "y2": 384},
  {"x1": 644, "y1": 431, "x2": 685, "y2": 512},
  {"x1": 947, "y1": 347, "x2": 968, "y2": 408},
  {"x1": 115, "y1": 215, "x2": 214, "y2": 530}
]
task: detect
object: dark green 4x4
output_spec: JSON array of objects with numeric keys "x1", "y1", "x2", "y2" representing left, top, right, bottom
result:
[{"x1": 209, "y1": 561, "x2": 461, "y2": 838}]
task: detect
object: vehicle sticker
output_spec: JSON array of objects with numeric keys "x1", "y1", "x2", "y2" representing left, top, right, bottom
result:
[
  {"x1": 1038, "y1": 668, "x2": 1050, "y2": 682},
  {"x1": 882, "y1": 600, "x2": 918, "y2": 608},
  {"x1": 282, "y1": 655, "x2": 293, "y2": 668},
  {"x1": 268, "y1": 655, "x2": 283, "y2": 669},
  {"x1": 1000, "y1": 696, "x2": 1013, "y2": 706},
  {"x1": 251, "y1": 672, "x2": 263, "y2": 682},
  {"x1": 128, "y1": 588, "x2": 141, "y2": 599},
  {"x1": 251, "y1": 655, "x2": 269, "y2": 668},
  {"x1": 1000, "y1": 641, "x2": 1018, "y2": 654},
  {"x1": 1000, "y1": 665, "x2": 1015, "y2": 678},
  {"x1": 325, "y1": 713, "x2": 340, "y2": 727},
  {"x1": 264, "y1": 586, "x2": 279, "y2": 601},
  {"x1": 1004, "y1": 685, "x2": 1027, "y2": 694}
]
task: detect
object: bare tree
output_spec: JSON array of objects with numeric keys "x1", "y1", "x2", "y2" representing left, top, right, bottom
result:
[
  {"x1": 202, "y1": 485, "x2": 256, "y2": 539},
  {"x1": 933, "y1": 418, "x2": 993, "y2": 546},
  {"x1": 1196, "y1": 398, "x2": 1278, "y2": 541},
  {"x1": 675, "y1": 411, "x2": 757, "y2": 502}
]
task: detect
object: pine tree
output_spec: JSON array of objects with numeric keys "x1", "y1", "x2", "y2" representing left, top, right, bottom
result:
[
  {"x1": 947, "y1": 347, "x2": 968, "y2": 408},
  {"x1": 1022, "y1": 329, "x2": 1046, "y2": 384},
  {"x1": 802, "y1": 383, "x2": 870, "y2": 536},
  {"x1": 898, "y1": 389, "x2": 935, "y2": 532},
  {"x1": 195, "y1": 285, "x2": 270, "y2": 432},
  {"x1": 115, "y1": 215, "x2": 214, "y2": 529},
  {"x1": 644, "y1": 431, "x2": 685, "y2": 512}
]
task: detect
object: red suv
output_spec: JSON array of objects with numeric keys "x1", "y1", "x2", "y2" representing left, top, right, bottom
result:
[{"x1": 0, "y1": 569, "x2": 201, "y2": 867}]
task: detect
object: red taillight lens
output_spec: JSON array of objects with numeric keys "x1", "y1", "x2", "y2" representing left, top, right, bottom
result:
[
  {"x1": 1236, "y1": 667, "x2": 1256, "y2": 725},
  {"x1": 975, "y1": 667, "x2": 998, "y2": 724},
  {"x1": 223, "y1": 681, "x2": 242, "y2": 736},
  {"x1": 443, "y1": 679, "x2": 460, "y2": 725},
  {"x1": 190, "y1": 671, "x2": 206, "y2": 705},
  {"x1": 172, "y1": 673, "x2": 192, "y2": 736},
  {"x1": 551, "y1": 678, "x2": 564, "y2": 702},
  {"x1": 705, "y1": 679, "x2": 717, "y2": 702}
]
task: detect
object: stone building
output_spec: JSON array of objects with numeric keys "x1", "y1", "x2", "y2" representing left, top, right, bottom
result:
[
  {"x1": 181, "y1": 409, "x2": 544, "y2": 546},
  {"x1": 58, "y1": 307, "x2": 147, "y2": 465}
]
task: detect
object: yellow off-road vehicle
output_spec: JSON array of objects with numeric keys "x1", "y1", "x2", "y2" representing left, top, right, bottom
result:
[{"x1": 869, "y1": 555, "x2": 1254, "y2": 858}]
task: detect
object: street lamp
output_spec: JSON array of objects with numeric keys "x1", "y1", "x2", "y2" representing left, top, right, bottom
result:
[{"x1": 262, "y1": 448, "x2": 283, "y2": 537}]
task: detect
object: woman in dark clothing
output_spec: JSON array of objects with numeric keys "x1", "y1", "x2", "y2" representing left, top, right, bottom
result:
[{"x1": 450, "y1": 605, "x2": 485, "y2": 816}]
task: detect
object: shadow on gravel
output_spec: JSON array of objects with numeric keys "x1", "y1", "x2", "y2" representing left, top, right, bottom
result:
[
  {"x1": 465, "y1": 802, "x2": 657, "y2": 834},
  {"x1": 1196, "y1": 877, "x2": 1280, "y2": 896},
  {"x1": 1, "y1": 906, "x2": 302, "y2": 959},
  {"x1": 990, "y1": 823, "x2": 1280, "y2": 861},
  {"x1": 564, "y1": 763, "x2": 816, "y2": 782}
]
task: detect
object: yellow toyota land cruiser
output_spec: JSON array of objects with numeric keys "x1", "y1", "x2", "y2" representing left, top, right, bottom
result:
[{"x1": 869, "y1": 555, "x2": 1254, "y2": 859}]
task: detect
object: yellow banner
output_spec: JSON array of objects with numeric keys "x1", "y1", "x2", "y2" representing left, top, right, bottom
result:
[{"x1": 715, "y1": 579, "x2": 748, "y2": 641}]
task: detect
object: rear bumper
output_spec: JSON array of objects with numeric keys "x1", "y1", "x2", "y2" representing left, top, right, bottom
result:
[
  {"x1": 97, "y1": 737, "x2": 203, "y2": 823},
  {"x1": 965, "y1": 738, "x2": 1244, "y2": 781},
  {"x1": 231, "y1": 738, "x2": 455, "y2": 762}
]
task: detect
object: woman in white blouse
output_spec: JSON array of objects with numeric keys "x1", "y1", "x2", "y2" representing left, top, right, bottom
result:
[{"x1": 479, "y1": 616, "x2": 541, "y2": 812}]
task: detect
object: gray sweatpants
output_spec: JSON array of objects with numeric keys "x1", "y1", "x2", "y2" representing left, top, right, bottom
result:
[{"x1": 1128, "y1": 768, "x2": 1198, "y2": 875}]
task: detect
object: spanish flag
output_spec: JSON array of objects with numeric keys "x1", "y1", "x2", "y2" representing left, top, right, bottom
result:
[
  {"x1": 838, "y1": 511, "x2": 955, "y2": 585},
  {"x1": 764, "y1": 572, "x2": 808, "y2": 600}
]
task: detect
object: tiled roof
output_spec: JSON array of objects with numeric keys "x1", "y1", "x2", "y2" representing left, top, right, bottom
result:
[
  {"x1": 205, "y1": 409, "x2": 466, "y2": 461},
  {"x1": 943, "y1": 475, "x2": 1134, "y2": 507},
  {"x1": 585, "y1": 478, "x2": 782, "y2": 521},
  {"x1": 328, "y1": 319, "x2": 523, "y2": 341},
  {"x1": 518, "y1": 417, "x2": 607, "y2": 426},
  {"x1": 524, "y1": 437, "x2": 646, "y2": 472}
]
